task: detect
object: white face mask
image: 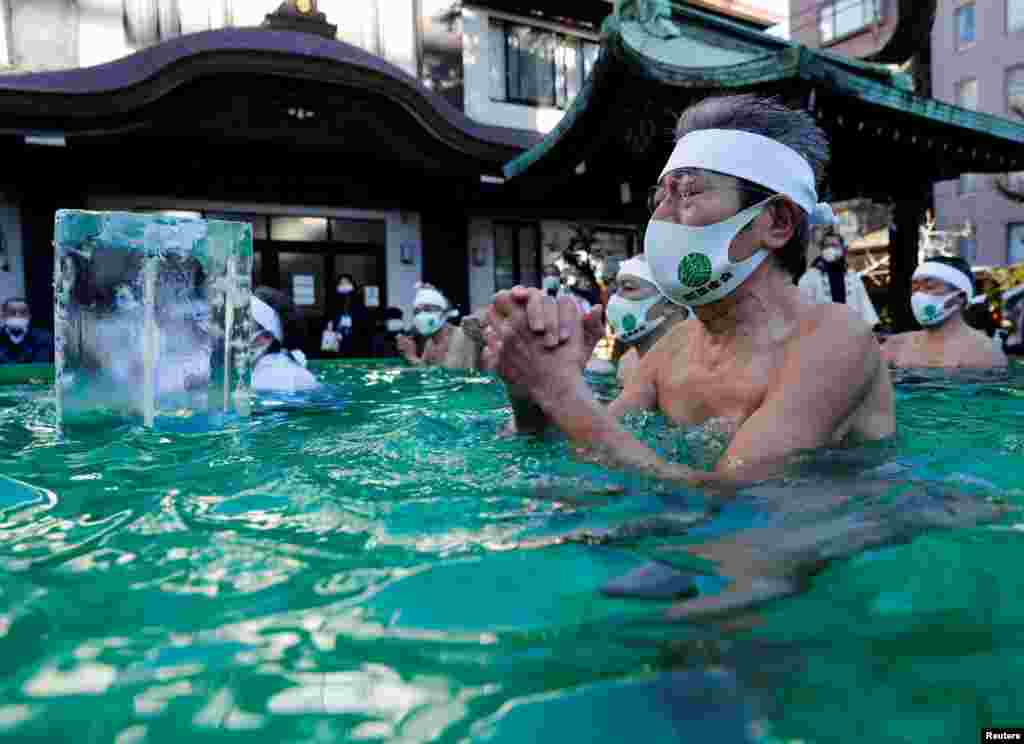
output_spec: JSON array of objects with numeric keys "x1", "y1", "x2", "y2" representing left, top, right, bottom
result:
[
  {"x1": 413, "y1": 311, "x2": 444, "y2": 336},
  {"x1": 911, "y1": 291, "x2": 962, "y2": 327},
  {"x1": 644, "y1": 199, "x2": 771, "y2": 307},
  {"x1": 606, "y1": 293, "x2": 667, "y2": 343},
  {"x1": 821, "y1": 247, "x2": 843, "y2": 263},
  {"x1": 337, "y1": 283, "x2": 354, "y2": 295},
  {"x1": 4, "y1": 318, "x2": 28, "y2": 343},
  {"x1": 542, "y1": 276, "x2": 560, "y2": 293},
  {"x1": 385, "y1": 319, "x2": 405, "y2": 333}
]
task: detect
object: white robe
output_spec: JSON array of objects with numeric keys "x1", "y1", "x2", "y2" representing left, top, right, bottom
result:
[
  {"x1": 252, "y1": 351, "x2": 319, "y2": 393},
  {"x1": 799, "y1": 266, "x2": 880, "y2": 328}
]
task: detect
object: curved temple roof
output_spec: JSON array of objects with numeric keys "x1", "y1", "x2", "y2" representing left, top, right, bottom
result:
[
  {"x1": 504, "y1": 1, "x2": 1024, "y2": 191},
  {"x1": 0, "y1": 27, "x2": 542, "y2": 164}
]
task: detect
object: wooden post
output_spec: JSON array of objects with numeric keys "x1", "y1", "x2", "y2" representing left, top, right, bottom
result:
[{"x1": 888, "y1": 187, "x2": 930, "y2": 332}]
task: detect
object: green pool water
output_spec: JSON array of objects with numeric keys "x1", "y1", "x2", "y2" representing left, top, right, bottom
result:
[{"x1": 1, "y1": 360, "x2": 1023, "y2": 743}]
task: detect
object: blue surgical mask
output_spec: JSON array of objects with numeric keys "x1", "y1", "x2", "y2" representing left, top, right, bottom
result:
[
  {"x1": 911, "y1": 291, "x2": 961, "y2": 327},
  {"x1": 413, "y1": 311, "x2": 443, "y2": 336}
]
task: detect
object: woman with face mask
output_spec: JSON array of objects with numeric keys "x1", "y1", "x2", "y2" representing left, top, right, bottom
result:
[
  {"x1": 395, "y1": 284, "x2": 483, "y2": 371},
  {"x1": 798, "y1": 230, "x2": 879, "y2": 330},
  {"x1": 251, "y1": 286, "x2": 320, "y2": 392},
  {"x1": 324, "y1": 274, "x2": 370, "y2": 358},
  {"x1": 880, "y1": 257, "x2": 1007, "y2": 369},
  {"x1": 606, "y1": 256, "x2": 690, "y2": 386}
]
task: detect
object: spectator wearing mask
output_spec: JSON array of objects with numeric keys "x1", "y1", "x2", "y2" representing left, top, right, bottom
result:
[
  {"x1": 324, "y1": 274, "x2": 370, "y2": 358},
  {"x1": 251, "y1": 286, "x2": 320, "y2": 392},
  {"x1": 607, "y1": 256, "x2": 690, "y2": 387},
  {"x1": 541, "y1": 264, "x2": 562, "y2": 298},
  {"x1": 881, "y1": 257, "x2": 1007, "y2": 369},
  {"x1": 0, "y1": 298, "x2": 53, "y2": 364},
  {"x1": 798, "y1": 231, "x2": 879, "y2": 329},
  {"x1": 395, "y1": 284, "x2": 482, "y2": 371}
]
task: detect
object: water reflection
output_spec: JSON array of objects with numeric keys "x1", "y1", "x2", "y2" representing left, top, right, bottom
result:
[{"x1": 0, "y1": 365, "x2": 1020, "y2": 742}]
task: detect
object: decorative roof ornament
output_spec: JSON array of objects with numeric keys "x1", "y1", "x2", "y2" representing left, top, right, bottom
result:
[
  {"x1": 262, "y1": 0, "x2": 337, "y2": 39},
  {"x1": 636, "y1": 0, "x2": 682, "y2": 39}
]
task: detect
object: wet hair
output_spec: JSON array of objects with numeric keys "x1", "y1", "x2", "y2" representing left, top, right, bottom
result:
[
  {"x1": 920, "y1": 255, "x2": 976, "y2": 296},
  {"x1": 2, "y1": 297, "x2": 29, "y2": 314},
  {"x1": 674, "y1": 94, "x2": 830, "y2": 281},
  {"x1": 254, "y1": 285, "x2": 303, "y2": 361}
]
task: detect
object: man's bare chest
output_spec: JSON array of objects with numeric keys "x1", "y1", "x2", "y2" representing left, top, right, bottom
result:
[
  {"x1": 654, "y1": 348, "x2": 780, "y2": 428},
  {"x1": 422, "y1": 335, "x2": 452, "y2": 364}
]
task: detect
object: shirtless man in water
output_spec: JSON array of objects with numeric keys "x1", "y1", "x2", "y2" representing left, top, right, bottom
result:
[
  {"x1": 881, "y1": 256, "x2": 1007, "y2": 370},
  {"x1": 485, "y1": 95, "x2": 895, "y2": 490},
  {"x1": 396, "y1": 284, "x2": 484, "y2": 371}
]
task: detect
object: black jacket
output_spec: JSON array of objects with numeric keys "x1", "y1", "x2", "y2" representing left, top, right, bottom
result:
[{"x1": 0, "y1": 327, "x2": 54, "y2": 364}]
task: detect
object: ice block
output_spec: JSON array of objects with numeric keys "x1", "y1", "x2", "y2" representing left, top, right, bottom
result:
[{"x1": 53, "y1": 211, "x2": 253, "y2": 426}]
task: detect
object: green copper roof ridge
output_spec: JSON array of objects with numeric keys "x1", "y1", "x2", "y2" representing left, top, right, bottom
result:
[{"x1": 504, "y1": 4, "x2": 1024, "y2": 180}]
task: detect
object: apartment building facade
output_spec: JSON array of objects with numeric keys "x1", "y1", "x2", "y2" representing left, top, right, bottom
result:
[
  {"x1": 790, "y1": 0, "x2": 1024, "y2": 268},
  {"x1": 931, "y1": 0, "x2": 1024, "y2": 267}
]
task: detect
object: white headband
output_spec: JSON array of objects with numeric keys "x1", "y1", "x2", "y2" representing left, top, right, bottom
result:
[
  {"x1": 912, "y1": 261, "x2": 974, "y2": 299},
  {"x1": 660, "y1": 129, "x2": 838, "y2": 226},
  {"x1": 414, "y1": 287, "x2": 449, "y2": 310},
  {"x1": 250, "y1": 295, "x2": 283, "y2": 343},
  {"x1": 616, "y1": 256, "x2": 657, "y2": 286}
]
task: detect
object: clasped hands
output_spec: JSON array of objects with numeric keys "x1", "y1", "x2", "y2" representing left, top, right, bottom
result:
[{"x1": 481, "y1": 286, "x2": 605, "y2": 404}]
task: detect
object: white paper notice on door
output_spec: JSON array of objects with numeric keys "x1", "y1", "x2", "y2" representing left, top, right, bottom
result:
[
  {"x1": 292, "y1": 274, "x2": 316, "y2": 306},
  {"x1": 364, "y1": 285, "x2": 380, "y2": 308}
]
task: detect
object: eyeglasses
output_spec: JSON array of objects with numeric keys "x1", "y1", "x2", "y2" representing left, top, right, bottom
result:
[{"x1": 647, "y1": 168, "x2": 773, "y2": 214}]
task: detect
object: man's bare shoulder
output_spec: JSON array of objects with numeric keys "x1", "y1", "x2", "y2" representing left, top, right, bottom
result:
[
  {"x1": 629, "y1": 319, "x2": 699, "y2": 385},
  {"x1": 797, "y1": 301, "x2": 875, "y2": 343},
  {"x1": 880, "y1": 329, "x2": 923, "y2": 349},
  {"x1": 960, "y1": 328, "x2": 1008, "y2": 367}
]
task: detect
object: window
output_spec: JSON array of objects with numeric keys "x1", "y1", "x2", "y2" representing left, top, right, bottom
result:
[
  {"x1": 1008, "y1": 67, "x2": 1024, "y2": 116},
  {"x1": 1010, "y1": 0, "x2": 1024, "y2": 33},
  {"x1": 204, "y1": 213, "x2": 269, "y2": 240},
  {"x1": 956, "y1": 78, "x2": 979, "y2": 110},
  {"x1": 818, "y1": 0, "x2": 879, "y2": 43},
  {"x1": 958, "y1": 235, "x2": 978, "y2": 263},
  {"x1": 270, "y1": 217, "x2": 328, "y2": 242},
  {"x1": 955, "y1": 3, "x2": 976, "y2": 49},
  {"x1": 1010, "y1": 224, "x2": 1024, "y2": 263},
  {"x1": 493, "y1": 222, "x2": 541, "y2": 291},
  {"x1": 489, "y1": 19, "x2": 600, "y2": 109}
]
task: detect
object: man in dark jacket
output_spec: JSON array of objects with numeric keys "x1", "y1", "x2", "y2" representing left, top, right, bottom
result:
[{"x1": 0, "y1": 298, "x2": 53, "y2": 364}]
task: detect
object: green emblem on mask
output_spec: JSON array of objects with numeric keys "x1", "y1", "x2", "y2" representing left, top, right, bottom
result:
[
  {"x1": 622, "y1": 314, "x2": 637, "y2": 332},
  {"x1": 924, "y1": 305, "x2": 937, "y2": 319},
  {"x1": 678, "y1": 254, "x2": 712, "y2": 288}
]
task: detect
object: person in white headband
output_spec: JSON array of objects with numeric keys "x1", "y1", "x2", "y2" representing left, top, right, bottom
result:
[
  {"x1": 605, "y1": 256, "x2": 690, "y2": 386},
  {"x1": 881, "y1": 256, "x2": 1007, "y2": 370},
  {"x1": 483, "y1": 96, "x2": 900, "y2": 611},
  {"x1": 485, "y1": 95, "x2": 895, "y2": 540},
  {"x1": 249, "y1": 287, "x2": 319, "y2": 393},
  {"x1": 396, "y1": 283, "x2": 485, "y2": 371}
]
